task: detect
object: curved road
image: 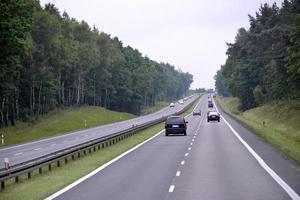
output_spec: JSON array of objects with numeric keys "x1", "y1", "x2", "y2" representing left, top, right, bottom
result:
[
  {"x1": 47, "y1": 94, "x2": 300, "y2": 200},
  {"x1": 0, "y1": 95, "x2": 198, "y2": 169}
]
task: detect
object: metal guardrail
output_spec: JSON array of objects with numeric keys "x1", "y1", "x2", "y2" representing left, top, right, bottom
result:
[{"x1": 0, "y1": 95, "x2": 200, "y2": 190}]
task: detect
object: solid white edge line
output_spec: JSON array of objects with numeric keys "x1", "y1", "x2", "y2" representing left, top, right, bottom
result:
[
  {"x1": 214, "y1": 98, "x2": 300, "y2": 200},
  {"x1": 45, "y1": 96, "x2": 202, "y2": 200},
  {"x1": 44, "y1": 129, "x2": 164, "y2": 200},
  {"x1": 169, "y1": 185, "x2": 175, "y2": 192}
]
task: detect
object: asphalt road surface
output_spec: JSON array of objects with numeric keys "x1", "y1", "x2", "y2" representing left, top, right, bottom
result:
[
  {"x1": 0, "y1": 95, "x2": 198, "y2": 169},
  {"x1": 48, "y1": 94, "x2": 300, "y2": 200}
]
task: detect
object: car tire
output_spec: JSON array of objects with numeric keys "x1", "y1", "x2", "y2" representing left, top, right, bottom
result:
[
  {"x1": 218, "y1": 119, "x2": 220, "y2": 122},
  {"x1": 165, "y1": 132, "x2": 169, "y2": 136},
  {"x1": 207, "y1": 119, "x2": 209, "y2": 122},
  {"x1": 184, "y1": 131, "x2": 187, "y2": 136}
]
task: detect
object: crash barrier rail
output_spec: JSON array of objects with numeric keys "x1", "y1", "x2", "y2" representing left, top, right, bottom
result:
[{"x1": 0, "y1": 95, "x2": 200, "y2": 190}]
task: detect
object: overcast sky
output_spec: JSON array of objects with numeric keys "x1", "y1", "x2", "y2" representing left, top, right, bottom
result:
[{"x1": 40, "y1": 0, "x2": 283, "y2": 89}]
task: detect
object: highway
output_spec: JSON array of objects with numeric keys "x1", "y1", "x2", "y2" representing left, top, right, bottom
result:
[
  {"x1": 0, "y1": 95, "x2": 198, "y2": 169},
  {"x1": 46, "y1": 94, "x2": 300, "y2": 200}
]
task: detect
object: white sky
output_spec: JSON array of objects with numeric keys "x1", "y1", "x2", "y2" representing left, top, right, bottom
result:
[{"x1": 40, "y1": 0, "x2": 283, "y2": 89}]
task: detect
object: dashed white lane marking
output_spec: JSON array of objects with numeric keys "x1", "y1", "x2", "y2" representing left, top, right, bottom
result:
[
  {"x1": 34, "y1": 148, "x2": 41, "y2": 151},
  {"x1": 45, "y1": 97, "x2": 202, "y2": 200},
  {"x1": 185, "y1": 153, "x2": 189, "y2": 157},
  {"x1": 14, "y1": 152, "x2": 23, "y2": 156},
  {"x1": 188, "y1": 147, "x2": 192, "y2": 151},
  {"x1": 213, "y1": 98, "x2": 300, "y2": 200},
  {"x1": 192, "y1": 139, "x2": 195, "y2": 142},
  {"x1": 190, "y1": 142, "x2": 193, "y2": 146},
  {"x1": 176, "y1": 171, "x2": 181, "y2": 177},
  {"x1": 181, "y1": 160, "x2": 185, "y2": 165},
  {"x1": 169, "y1": 185, "x2": 175, "y2": 193}
]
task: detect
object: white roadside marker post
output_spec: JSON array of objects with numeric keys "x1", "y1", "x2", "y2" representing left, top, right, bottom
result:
[
  {"x1": 4, "y1": 158, "x2": 10, "y2": 170},
  {"x1": 1, "y1": 134, "x2": 4, "y2": 145}
]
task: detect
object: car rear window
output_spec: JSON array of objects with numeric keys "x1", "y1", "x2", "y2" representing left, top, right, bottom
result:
[{"x1": 167, "y1": 117, "x2": 184, "y2": 124}]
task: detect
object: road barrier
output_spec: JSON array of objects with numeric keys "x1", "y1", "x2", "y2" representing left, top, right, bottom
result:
[{"x1": 0, "y1": 95, "x2": 200, "y2": 190}]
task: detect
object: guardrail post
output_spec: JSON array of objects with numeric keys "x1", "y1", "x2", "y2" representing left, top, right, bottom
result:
[
  {"x1": 15, "y1": 176, "x2": 19, "y2": 183},
  {"x1": 98, "y1": 144, "x2": 100, "y2": 150},
  {"x1": 49, "y1": 164, "x2": 52, "y2": 171},
  {"x1": 28, "y1": 172, "x2": 31, "y2": 179},
  {"x1": 78, "y1": 152, "x2": 81, "y2": 158},
  {"x1": 72, "y1": 154, "x2": 75, "y2": 160},
  {"x1": 89, "y1": 148, "x2": 91, "y2": 153},
  {"x1": 65, "y1": 157, "x2": 68, "y2": 164},
  {"x1": 57, "y1": 160, "x2": 60, "y2": 167},
  {"x1": 39, "y1": 167, "x2": 42, "y2": 174},
  {"x1": 1, "y1": 181, "x2": 4, "y2": 190},
  {"x1": 83, "y1": 150, "x2": 86, "y2": 155},
  {"x1": 94, "y1": 146, "x2": 96, "y2": 151}
]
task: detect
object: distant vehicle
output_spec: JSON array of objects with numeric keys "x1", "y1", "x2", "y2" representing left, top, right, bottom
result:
[
  {"x1": 207, "y1": 111, "x2": 220, "y2": 122},
  {"x1": 178, "y1": 99, "x2": 184, "y2": 104},
  {"x1": 193, "y1": 109, "x2": 201, "y2": 116},
  {"x1": 165, "y1": 116, "x2": 188, "y2": 136},
  {"x1": 170, "y1": 102, "x2": 175, "y2": 107},
  {"x1": 208, "y1": 102, "x2": 213, "y2": 108}
]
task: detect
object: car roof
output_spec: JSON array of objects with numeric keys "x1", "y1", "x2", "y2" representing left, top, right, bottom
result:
[
  {"x1": 209, "y1": 111, "x2": 218, "y2": 115},
  {"x1": 167, "y1": 116, "x2": 182, "y2": 119}
]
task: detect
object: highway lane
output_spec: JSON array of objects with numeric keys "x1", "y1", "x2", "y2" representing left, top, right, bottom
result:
[
  {"x1": 0, "y1": 95, "x2": 198, "y2": 168},
  {"x1": 48, "y1": 94, "x2": 300, "y2": 200}
]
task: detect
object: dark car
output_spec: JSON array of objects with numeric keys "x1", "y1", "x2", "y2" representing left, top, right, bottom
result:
[
  {"x1": 165, "y1": 116, "x2": 188, "y2": 136},
  {"x1": 208, "y1": 101, "x2": 213, "y2": 108},
  {"x1": 207, "y1": 111, "x2": 220, "y2": 122},
  {"x1": 193, "y1": 109, "x2": 201, "y2": 116}
]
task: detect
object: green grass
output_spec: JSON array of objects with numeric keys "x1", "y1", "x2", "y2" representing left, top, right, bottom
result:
[
  {"x1": 0, "y1": 98, "x2": 199, "y2": 200},
  {"x1": 0, "y1": 123, "x2": 164, "y2": 200},
  {"x1": 141, "y1": 101, "x2": 170, "y2": 115},
  {"x1": 0, "y1": 106, "x2": 135, "y2": 147},
  {"x1": 217, "y1": 96, "x2": 300, "y2": 165}
]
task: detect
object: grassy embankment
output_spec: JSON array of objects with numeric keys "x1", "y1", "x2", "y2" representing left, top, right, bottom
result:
[
  {"x1": 0, "y1": 107, "x2": 135, "y2": 147},
  {"x1": 217, "y1": 96, "x2": 300, "y2": 165},
  {"x1": 0, "y1": 98, "x2": 199, "y2": 200},
  {"x1": 141, "y1": 101, "x2": 170, "y2": 115}
]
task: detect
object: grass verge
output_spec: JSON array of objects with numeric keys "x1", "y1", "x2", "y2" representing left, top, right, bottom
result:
[
  {"x1": 0, "y1": 106, "x2": 135, "y2": 147},
  {"x1": 0, "y1": 98, "x2": 199, "y2": 200},
  {"x1": 141, "y1": 101, "x2": 170, "y2": 115},
  {"x1": 216, "y1": 96, "x2": 300, "y2": 165}
]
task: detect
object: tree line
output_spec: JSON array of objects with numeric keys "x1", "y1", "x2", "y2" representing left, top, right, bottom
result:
[
  {"x1": 0, "y1": 0, "x2": 193, "y2": 127},
  {"x1": 215, "y1": 0, "x2": 300, "y2": 110}
]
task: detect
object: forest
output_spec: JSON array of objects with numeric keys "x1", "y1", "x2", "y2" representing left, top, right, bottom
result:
[
  {"x1": 215, "y1": 0, "x2": 300, "y2": 110},
  {"x1": 0, "y1": 0, "x2": 193, "y2": 127}
]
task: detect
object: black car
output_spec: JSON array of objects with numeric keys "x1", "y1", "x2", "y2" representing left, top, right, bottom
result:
[
  {"x1": 208, "y1": 102, "x2": 213, "y2": 108},
  {"x1": 207, "y1": 111, "x2": 220, "y2": 122},
  {"x1": 165, "y1": 116, "x2": 188, "y2": 136}
]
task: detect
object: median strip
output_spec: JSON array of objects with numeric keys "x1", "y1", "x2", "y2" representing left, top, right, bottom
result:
[{"x1": 0, "y1": 96, "x2": 201, "y2": 199}]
